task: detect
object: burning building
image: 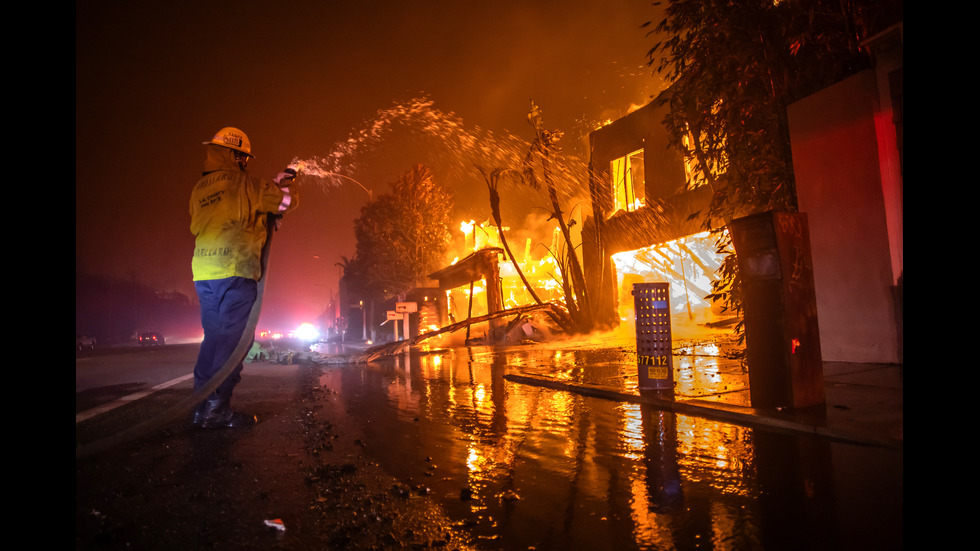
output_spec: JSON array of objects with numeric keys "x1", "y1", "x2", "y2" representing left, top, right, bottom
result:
[
  {"x1": 386, "y1": 97, "x2": 730, "y2": 350},
  {"x1": 582, "y1": 100, "x2": 731, "y2": 334},
  {"x1": 367, "y1": 23, "x2": 901, "y2": 363},
  {"x1": 381, "y1": 101, "x2": 731, "y2": 348},
  {"x1": 420, "y1": 221, "x2": 573, "y2": 346},
  {"x1": 582, "y1": 22, "x2": 903, "y2": 364}
]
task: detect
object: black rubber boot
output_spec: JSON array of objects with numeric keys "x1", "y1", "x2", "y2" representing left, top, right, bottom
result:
[
  {"x1": 198, "y1": 397, "x2": 256, "y2": 429},
  {"x1": 191, "y1": 400, "x2": 209, "y2": 427}
]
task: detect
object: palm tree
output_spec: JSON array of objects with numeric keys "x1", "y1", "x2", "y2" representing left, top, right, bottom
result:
[
  {"x1": 523, "y1": 101, "x2": 593, "y2": 332},
  {"x1": 476, "y1": 165, "x2": 574, "y2": 334},
  {"x1": 477, "y1": 166, "x2": 545, "y2": 306}
]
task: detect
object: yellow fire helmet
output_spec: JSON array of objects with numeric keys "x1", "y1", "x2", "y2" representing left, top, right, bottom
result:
[{"x1": 203, "y1": 127, "x2": 254, "y2": 158}]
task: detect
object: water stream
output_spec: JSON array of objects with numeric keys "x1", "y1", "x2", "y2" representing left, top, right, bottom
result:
[{"x1": 287, "y1": 96, "x2": 592, "y2": 214}]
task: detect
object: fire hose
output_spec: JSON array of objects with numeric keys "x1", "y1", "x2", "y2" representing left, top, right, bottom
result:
[{"x1": 76, "y1": 211, "x2": 283, "y2": 460}]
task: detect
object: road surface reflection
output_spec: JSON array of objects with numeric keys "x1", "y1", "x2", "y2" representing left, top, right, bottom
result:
[{"x1": 316, "y1": 344, "x2": 901, "y2": 550}]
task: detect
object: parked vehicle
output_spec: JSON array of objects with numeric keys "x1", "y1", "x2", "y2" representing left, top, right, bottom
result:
[
  {"x1": 76, "y1": 335, "x2": 97, "y2": 351},
  {"x1": 138, "y1": 332, "x2": 165, "y2": 346}
]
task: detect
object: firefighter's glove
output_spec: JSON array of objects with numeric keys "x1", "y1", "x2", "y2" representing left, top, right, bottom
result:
[{"x1": 274, "y1": 168, "x2": 297, "y2": 187}]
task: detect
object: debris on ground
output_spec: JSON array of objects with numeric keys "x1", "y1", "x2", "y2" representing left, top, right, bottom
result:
[
  {"x1": 263, "y1": 519, "x2": 286, "y2": 531},
  {"x1": 246, "y1": 341, "x2": 268, "y2": 362},
  {"x1": 358, "y1": 303, "x2": 565, "y2": 361}
]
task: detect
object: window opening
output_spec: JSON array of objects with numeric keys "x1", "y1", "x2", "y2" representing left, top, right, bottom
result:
[{"x1": 610, "y1": 149, "x2": 645, "y2": 216}]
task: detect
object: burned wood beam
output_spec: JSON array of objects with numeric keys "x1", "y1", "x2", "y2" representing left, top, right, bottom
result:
[
  {"x1": 357, "y1": 302, "x2": 562, "y2": 362},
  {"x1": 676, "y1": 241, "x2": 716, "y2": 277}
]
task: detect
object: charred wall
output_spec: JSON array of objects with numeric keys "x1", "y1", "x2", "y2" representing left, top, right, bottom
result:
[{"x1": 585, "y1": 100, "x2": 709, "y2": 320}]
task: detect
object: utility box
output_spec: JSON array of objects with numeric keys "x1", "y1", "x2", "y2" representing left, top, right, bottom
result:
[
  {"x1": 730, "y1": 211, "x2": 825, "y2": 409},
  {"x1": 632, "y1": 282, "x2": 673, "y2": 391}
]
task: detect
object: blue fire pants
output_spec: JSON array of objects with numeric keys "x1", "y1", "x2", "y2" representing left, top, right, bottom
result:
[{"x1": 193, "y1": 277, "x2": 257, "y2": 401}]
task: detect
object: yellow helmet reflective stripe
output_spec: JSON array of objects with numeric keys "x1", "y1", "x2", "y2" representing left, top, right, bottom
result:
[{"x1": 203, "y1": 127, "x2": 253, "y2": 158}]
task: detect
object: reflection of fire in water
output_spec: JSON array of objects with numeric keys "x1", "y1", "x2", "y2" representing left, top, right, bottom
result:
[{"x1": 354, "y1": 348, "x2": 760, "y2": 548}]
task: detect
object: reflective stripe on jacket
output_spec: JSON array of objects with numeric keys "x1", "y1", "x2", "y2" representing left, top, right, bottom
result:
[{"x1": 190, "y1": 145, "x2": 296, "y2": 281}]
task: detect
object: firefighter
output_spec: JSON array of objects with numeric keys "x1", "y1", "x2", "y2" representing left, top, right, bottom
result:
[{"x1": 189, "y1": 127, "x2": 297, "y2": 429}]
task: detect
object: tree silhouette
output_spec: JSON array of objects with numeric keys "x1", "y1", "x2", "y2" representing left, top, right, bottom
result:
[{"x1": 350, "y1": 164, "x2": 454, "y2": 302}]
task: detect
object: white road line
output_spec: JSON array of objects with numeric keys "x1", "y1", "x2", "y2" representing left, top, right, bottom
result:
[{"x1": 75, "y1": 374, "x2": 194, "y2": 424}]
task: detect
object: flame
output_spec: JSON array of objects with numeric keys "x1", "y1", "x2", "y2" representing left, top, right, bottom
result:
[
  {"x1": 439, "y1": 216, "x2": 573, "y2": 325},
  {"x1": 612, "y1": 230, "x2": 730, "y2": 333},
  {"x1": 437, "y1": 216, "x2": 729, "y2": 341}
]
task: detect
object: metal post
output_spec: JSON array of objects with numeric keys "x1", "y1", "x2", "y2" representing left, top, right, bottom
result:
[
  {"x1": 730, "y1": 210, "x2": 824, "y2": 409},
  {"x1": 632, "y1": 282, "x2": 673, "y2": 392}
]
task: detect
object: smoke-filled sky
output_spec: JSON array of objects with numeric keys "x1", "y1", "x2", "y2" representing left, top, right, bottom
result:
[{"x1": 76, "y1": 0, "x2": 666, "y2": 331}]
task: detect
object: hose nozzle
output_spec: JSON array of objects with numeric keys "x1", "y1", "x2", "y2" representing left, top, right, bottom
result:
[{"x1": 286, "y1": 160, "x2": 305, "y2": 175}]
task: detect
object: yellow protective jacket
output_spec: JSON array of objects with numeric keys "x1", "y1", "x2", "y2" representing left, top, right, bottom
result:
[{"x1": 190, "y1": 146, "x2": 296, "y2": 281}]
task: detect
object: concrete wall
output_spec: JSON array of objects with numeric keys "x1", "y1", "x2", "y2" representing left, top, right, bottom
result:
[{"x1": 788, "y1": 69, "x2": 902, "y2": 363}]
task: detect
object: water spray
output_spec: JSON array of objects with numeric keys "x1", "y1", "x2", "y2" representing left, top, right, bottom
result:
[
  {"x1": 287, "y1": 157, "x2": 374, "y2": 200},
  {"x1": 275, "y1": 96, "x2": 593, "y2": 204}
]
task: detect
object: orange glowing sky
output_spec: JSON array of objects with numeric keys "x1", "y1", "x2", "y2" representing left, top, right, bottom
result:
[{"x1": 76, "y1": 1, "x2": 665, "y2": 329}]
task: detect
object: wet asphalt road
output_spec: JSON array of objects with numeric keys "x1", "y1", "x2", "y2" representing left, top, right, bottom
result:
[{"x1": 76, "y1": 342, "x2": 902, "y2": 550}]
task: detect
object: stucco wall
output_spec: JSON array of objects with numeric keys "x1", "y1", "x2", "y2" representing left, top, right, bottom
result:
[{"x1": 788, "y1": 70, "x2": 901, "y2": 363}]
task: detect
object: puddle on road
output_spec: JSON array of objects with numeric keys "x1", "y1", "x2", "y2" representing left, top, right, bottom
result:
[{"x1": 315, "y1": 345, "x2": 902, "y2": 550}]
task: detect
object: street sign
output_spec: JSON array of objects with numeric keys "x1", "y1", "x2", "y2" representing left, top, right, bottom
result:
[
  {"x1": 396, "y1": 302, "x2": 417, "y2": 313},
  {"x1": 386, "y1": 311, "x2": 404, "y2": 321}
]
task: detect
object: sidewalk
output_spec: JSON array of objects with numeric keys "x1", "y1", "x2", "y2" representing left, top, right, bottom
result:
[
  {"x1": 346, "y1": 327, "x2": 903, "y2": 449},
  {"x1": 491, "y1": 335, "x2": 904, "y2": 450}
]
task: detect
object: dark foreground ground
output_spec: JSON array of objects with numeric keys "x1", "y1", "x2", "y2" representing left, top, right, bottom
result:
[{"x1": 76, "y1": 359, "x2": 479, "y2": 550}]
